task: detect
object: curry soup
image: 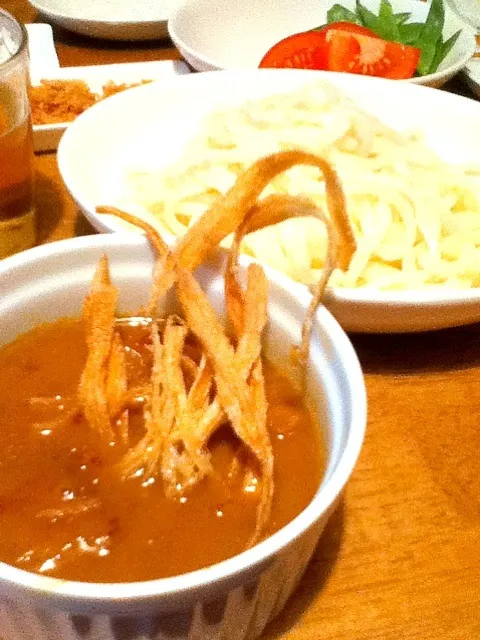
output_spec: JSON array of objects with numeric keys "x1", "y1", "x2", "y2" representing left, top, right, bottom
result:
[{"x1": 0, "y1": 318, "x2": 324, "y2": 583}]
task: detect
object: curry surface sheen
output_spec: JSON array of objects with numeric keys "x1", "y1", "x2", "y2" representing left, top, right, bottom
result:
[{"x1": 0, "y1": 319, "x2": 323, "y2": 583}]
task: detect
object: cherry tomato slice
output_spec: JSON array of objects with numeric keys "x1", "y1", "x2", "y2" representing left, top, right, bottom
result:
[
  {"x1": 327, "y1": 31, "x2": 420, "y2": 79},
  {"x1": 259, "y1": 31, "x2": 330, "y2": 69}
]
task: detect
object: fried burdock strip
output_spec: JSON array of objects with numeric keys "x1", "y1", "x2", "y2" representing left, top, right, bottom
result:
[
  {"x1": 118, "y1": 318, "x2": 213, "y2": 489},
  {"x1": 97, "y1": 150, "x2": 355, "y2": 314},
  {"x1": 248, "y1": 359, "x2": 272, "y2": 543},
  {"x1": 186, "y1": 355, "x2": 212, "y2": 412},
  {"x1": 95, "y1": 206, "x2": 175, "y2": 318},
  {"x1": 175, "y1": 269, "x2": 266, "y2": 460},
  {"x1": 105, "y1": 331, "x2": 129, "y2": 445},
  {"x1": 191, "y1": 264, "x2": 269, "y2": 449},
  {"x1": 159, "y1": 317, "x2": 190, "y2": 490},
  {"x1": 120, "y1": 321, "x2": 173, "y2": 480},
  {"x1": 174, "y1": 154, "x2": 353, "y2": 539},
  {"x1": 160, "y1": 317, "x2": 213, "y2": 495},
  {"x1": 229, "y1": 192, "x2": 340, "y2": 371},
  {"x1": 78, "y1": 255, "x2": 118, "y2": 444},
  {"x1": 174, "y1": 149, "x2": 355, "y2": 273},
  {"x1": 176, "y1": 268, "x2": 273, "y2": 543},
  {"x1": 97, "y1": 150, "x2": 356, "y2": 542}
]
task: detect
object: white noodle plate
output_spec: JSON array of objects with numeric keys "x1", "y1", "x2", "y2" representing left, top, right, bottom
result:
[{"x1": 58, "y1": 69, "x2": 480, "y2": 333}]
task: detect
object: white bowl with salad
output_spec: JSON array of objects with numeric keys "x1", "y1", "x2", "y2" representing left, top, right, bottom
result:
[{"x1": 169, "y1": 0, "x2": 476, "y2": 87}]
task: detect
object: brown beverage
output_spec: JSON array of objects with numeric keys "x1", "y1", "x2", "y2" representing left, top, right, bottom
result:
[
  {"x1": 0, "y1": 86, "x2": 35, "y2": 257},
  {"x1": 0, "y1": 11, "x2": 36, "y2": 259}
]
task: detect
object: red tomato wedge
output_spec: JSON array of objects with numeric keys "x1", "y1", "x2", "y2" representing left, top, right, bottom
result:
[
  {"x1": 259, "y1": 22, "x2": 420, "y2": 80},
  {"x1": 327, "y1": 30, "x2": 421, "y2": 79},
  {"x1": 259, "y1": 31, "x2": 330, "y2": 69},
  {"x1": 259, "y1": 23, "x2": 380, "y2": 70}
]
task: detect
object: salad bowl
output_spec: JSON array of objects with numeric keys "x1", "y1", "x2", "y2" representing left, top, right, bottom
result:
[{"x1": 168, "y1": 0, "x2": 476, "y2": 87}]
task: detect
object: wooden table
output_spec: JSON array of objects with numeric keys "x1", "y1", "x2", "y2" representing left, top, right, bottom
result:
[{"x1": 5, "y1": 0, "x2": 480, "y2": 638}]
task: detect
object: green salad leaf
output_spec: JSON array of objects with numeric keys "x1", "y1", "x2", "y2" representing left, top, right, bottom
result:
[
  {"x1": 326, "y1": 4, "x2": 363, "y2": 24},
  {"x1": 416, "y1": 0, "x2": 445, "y2": 74},
  {"x1": 353, "y1": 0, "x2": 383, "y2": 32},
  {"x1": 429, "y1": 29, "x2": 461, "y2": 72},
  {"x1": 378, "y1": 0, "x2": 401, "y2": 41},
  {"x1": 394, "y1": 12, "x2": 411, "y2": 26},
  {"x1": 324, "y1": 0, "x2": 462, "y2": 75},
  {"x1": 398, "y1": 22, "x2": 424, "y2": 45}
]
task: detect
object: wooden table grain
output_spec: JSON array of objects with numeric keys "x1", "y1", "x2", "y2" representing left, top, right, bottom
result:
[{"x1": 5, "y1": 0, "x2": 480, "y2": 637}]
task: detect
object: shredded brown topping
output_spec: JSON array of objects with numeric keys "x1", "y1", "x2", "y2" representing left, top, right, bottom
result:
[
  {"x1": 30, "y1": 79, "x2": 153, "y2": 125},
  {"x1": 80, "y1": 149, "x2": 356, "y2": 545}
]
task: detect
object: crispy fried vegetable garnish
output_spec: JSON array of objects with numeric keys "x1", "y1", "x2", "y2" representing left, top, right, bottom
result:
[
  {"x1": 175, "y1": 268, "x2": 273, "y2": 542},
  {"x1": 232, "y1": 192, "x2": 338, "y2": 371},
  {"x1": 176, "y1": 269, "x2": 266, "y2": 461},
  {"x1": 78, "y1": 255, "x2": 118, "y2": 444},
  {"x1": 160, "y1": 318, "x2": 213, "y2": 495},
  {"x1": 95, "y1": 206, "x2": 174, "y2": 317},
  {"x1": 190, "y1": 266, "x2": 269, "y2": 458},
  {"x1": 175, "y1": 149, "x2": 355, "y2": 273},
  {"x1": 89, "y1": 150, "x2": 354, "y2": 544},
  {"x1": 106, "y1": 332, "x2": 129, "y2": 445},
  {"x1": 120, "y1": 321, "x2": 172, "y2": 480}
]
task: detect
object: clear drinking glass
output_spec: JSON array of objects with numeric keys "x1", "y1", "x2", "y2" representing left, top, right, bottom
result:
[{"x1": 0, "y1": 9, "x2": 35, "y2": 259}]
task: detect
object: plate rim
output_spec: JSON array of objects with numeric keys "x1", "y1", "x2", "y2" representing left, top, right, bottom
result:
[{"x1": 28, "y1": 0, "x2": 171, "y2": 27}]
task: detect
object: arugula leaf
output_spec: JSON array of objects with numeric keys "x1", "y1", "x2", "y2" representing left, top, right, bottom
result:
[
  {"x1": 327, "y1": 4, "x2": 362, "y2": 25},
  {"x1": 393, "y1": 12, "x2": 411, "y2": 26},
  {"x1": 416, "y1": 42, "x2": 438, "y2": 75},
  {"x1": 421, "y1": 0, "x2": 445, "y2": 41},
  {"x1": 355, "y1": 0, "x2": 382, "y2": 32},
  {"x1": 428, "y1": 29, "x2": 461, "y2": 74},
  {"x1": 354, "y1": 0, "x2": 408, "y2": 41},
  {"x1": 415, "y1": 0, "x2": 446, "y2": 75},
  {"x1": 377, "y1": 0, "x2": 401, "y2": 41},
  {"x1": 398, "y1": 22, "x2": 424, "y2": 45}
]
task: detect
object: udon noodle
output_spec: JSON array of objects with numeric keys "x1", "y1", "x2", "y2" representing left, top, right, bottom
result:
[{"x1": 119, "y1": 81, "x2": 480, "y2": 291}]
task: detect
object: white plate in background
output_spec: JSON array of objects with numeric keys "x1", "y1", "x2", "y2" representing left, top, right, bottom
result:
[
  {"x1": 57, "y1": 69, "x2": 480, "y2": 333},
  {"x1": 28, "y1": 0, "x2": 175, "y2": 41},
  {"x1": 26, "y1": 23, "x2": 59, "y2": 75},
  {"x1": 31, "y1": 60, "x2": 190, "y2": 152}
]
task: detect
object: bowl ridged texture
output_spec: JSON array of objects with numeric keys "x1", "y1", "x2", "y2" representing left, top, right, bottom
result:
[{"x1": 0, "y1": 523, "x2": 326, "y2": 640}]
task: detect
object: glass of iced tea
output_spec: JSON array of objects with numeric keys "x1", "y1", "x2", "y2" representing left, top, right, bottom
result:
[{"x1": 0, "y1": 10, "x2": 35, "y2": 259}]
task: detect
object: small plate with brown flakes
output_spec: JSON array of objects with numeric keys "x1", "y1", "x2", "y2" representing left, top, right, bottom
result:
[{"x1": 31, "y1": 60, "x2": 190, "y2": 152}]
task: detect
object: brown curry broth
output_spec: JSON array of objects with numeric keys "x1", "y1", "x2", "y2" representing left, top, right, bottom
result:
[{"x1": 0, "y1": 318, "x2": 324, "y2": 583}]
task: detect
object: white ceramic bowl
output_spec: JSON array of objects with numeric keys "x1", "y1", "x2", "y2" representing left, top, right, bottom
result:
[
  {"x1": 0, "y1": 234, "x2": 366, "y2": 640},
  {"x1": 28, "y1": 0, "x2": 175, "y2": 41},
  {"x1": 168, "y1": 0, "x2": 476, "y2": 87},
  {"x1": 446, "y1": 0, "x2": 480, "y2": 30},
  {"x1": 58, "y1": 69, "x2": 480, "y2": 333}
]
